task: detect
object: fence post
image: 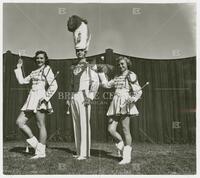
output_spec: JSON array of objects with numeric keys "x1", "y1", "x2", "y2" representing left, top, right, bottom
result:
[{"x1": 105, "y1": 48, "x2": 114, "y2": 65}]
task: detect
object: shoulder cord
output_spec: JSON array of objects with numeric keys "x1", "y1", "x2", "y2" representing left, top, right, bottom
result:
[
  {"x1": 126, "y1": 71, "x2": 137, "y2": 85},
  {"x1": 42, "y1": 66, "x2": 51, "y2": 86}
]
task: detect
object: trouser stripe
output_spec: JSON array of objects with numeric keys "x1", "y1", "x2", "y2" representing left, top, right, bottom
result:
[{"x1": 82, "y1": 90, "x2": 90, "y2": 157}]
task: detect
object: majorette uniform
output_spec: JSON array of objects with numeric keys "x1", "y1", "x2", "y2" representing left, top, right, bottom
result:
[
  {"x1": 14, "y1": 64, "x2": 58, "y2": 159},
  {"x1": 99, "y1": 70, "x2": 142, "y2": 164},
  {"x1": 14, "y1": 65, "x2": 58, "y2": 114},
  {"x1": 99, "y1": 70, "x2": 142, "y2": 117}
]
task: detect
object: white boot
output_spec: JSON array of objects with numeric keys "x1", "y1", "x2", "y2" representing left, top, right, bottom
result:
[
  {"x1": 26, "y1": 136, "x2": 38, "y2": 149},
  {"x1": 119, "y1": 145, "x2": 132, "y2": 165},
  {"x1": 31, "y1": 143, "x2": 46, "y2": 159},
  {"x1": 115, "y1": 141, "x2": 124, "y2": 157}
]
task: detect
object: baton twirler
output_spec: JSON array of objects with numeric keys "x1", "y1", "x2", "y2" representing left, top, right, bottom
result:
[{"x1": 120, "y1": 81, "x2": 150, "y2": 108}]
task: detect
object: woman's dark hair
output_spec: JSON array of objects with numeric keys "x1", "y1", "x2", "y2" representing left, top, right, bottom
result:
[
  {"x1": 34, "y1": 50, "x2": 49, "y2": 65},
  {"x1": 116, "y1": 56, "x2": 132, "y2": 69},
  {"x1": 67, "y1": 15, "x2": 88, "y2": 32}
]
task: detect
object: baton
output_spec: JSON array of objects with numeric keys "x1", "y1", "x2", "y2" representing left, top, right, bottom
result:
[
  {"x1": 136, "y1": 81, "x2": 149, "y2": 92},
  {"x1": 120, "y1": 81, "x2": 150, "y2": 108}
]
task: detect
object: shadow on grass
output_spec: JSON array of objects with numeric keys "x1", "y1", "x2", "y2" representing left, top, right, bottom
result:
[
  {"x1": 91, "y1": 149, "x2": 121, "y2": 161},
  {"x1": 50, "y1": 147, "x2": 121, "y2": 161},
  {"x1": 8, "y1": 145, "x2": 121, "y2": 161},
  {"x1": 9, "y1": 147, "x2": 35, "y2": 156}
]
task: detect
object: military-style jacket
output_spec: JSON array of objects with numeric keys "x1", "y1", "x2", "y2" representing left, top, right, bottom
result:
[{"x1": 71, "y1": 62, "x2": 99, "y2": 100}]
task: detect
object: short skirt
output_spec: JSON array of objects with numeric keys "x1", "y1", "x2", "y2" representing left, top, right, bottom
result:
[
  {"x1": 107, "y1": 92, "x2": 139, "y2": 117},
  {"x1": 21, "y1": 89, "x2": 53, "y2": 114}
]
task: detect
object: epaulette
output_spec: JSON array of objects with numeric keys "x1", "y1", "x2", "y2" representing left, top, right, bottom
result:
[{"x1": 126, "y1": 71, "x2": 137, "y2": 84}]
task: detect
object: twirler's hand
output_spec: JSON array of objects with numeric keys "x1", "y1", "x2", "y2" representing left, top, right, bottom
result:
[
  {"x1": 66, "y1": 100, "x2": 70, "y2": 106},
  {"x1": 17, "y1": 58, "x2": 23, "y2": 68},
  {"x1": 38, "y1": 98, "x2": 48, "y2": 107}
]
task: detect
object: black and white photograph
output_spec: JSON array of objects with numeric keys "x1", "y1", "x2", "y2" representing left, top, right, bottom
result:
[{"x1": 1, "y1": 0, "x2": 197, "y2": 175}]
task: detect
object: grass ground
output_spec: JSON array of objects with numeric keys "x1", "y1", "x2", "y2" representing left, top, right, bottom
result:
[{"x1": 3, "y1": 141, "x2": 196, "y2": 175}]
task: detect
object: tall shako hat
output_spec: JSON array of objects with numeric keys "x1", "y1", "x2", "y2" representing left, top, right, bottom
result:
[{"x1": 67, "y1": 15, "x2": 91, "y2": 52}]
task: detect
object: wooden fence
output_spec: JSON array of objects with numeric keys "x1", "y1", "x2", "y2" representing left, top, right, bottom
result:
[{"x1": 3, "y1": 49, "x2": 196, "y2": 143}]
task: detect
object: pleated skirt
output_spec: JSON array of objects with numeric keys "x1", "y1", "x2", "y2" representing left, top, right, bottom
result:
[
  {"x1": 107, "y1": 92, "x2": 139, "y2": 117},
  {"x1": 21, "y1": 89, "x2": 53, "y2": 114}
]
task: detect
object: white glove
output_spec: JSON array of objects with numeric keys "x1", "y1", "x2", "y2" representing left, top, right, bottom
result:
[{"x1": 17, "y1": 58, "x2": 23, "y2": 68}]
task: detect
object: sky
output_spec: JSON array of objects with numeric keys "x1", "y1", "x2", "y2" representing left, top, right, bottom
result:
[{"x1": 3, "y1": 3, "x2": 196, "y2": 59}]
